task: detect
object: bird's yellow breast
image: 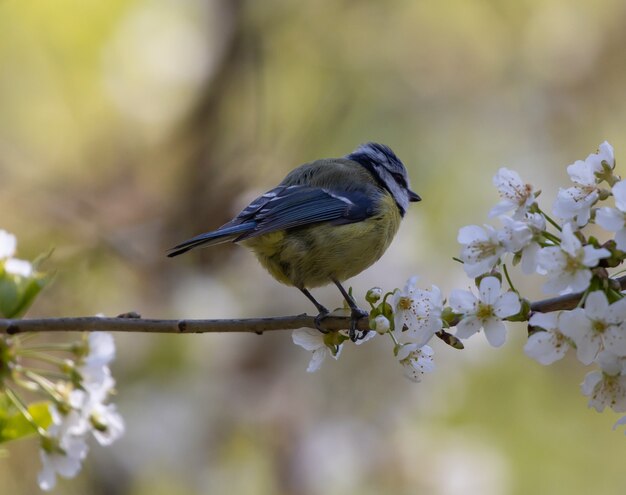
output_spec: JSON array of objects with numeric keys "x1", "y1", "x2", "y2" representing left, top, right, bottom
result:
[{"x1": 242, "y1": 192, "x2": 402, "y2": 288}]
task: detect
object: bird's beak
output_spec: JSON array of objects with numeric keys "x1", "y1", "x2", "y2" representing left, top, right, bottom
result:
[{"x1": 408, "y1": 189, "x2": 421, "y2": 202}]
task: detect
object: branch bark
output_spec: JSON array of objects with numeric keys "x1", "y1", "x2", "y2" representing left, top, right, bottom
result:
[
  {"x1": 0, "y1": 314, "x2": 360, "y2": 335},
  {"x1": 1, "y1": 275, "x2": 624, "y2": 335}
]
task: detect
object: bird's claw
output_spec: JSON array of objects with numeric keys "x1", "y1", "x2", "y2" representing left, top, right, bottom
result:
[
  {"x1": 349, "y1": 307, "x2": 369, "y2": 342},
  {"x1": 314, "y1": 309, "x2": 330, "y2": 334},
  {"x1": 314, "y1": 307, "x2": 369, "y2": 342}
]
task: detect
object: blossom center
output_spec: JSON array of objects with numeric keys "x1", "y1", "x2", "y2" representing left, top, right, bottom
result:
[
  {"x1": 594, "y1": 375, "x2": 624, "y2": 409},
  {"x1": 397, "y1": 296, "x2": 413, "y2": 311},
  {"x1": 592, "y1": 320, "x2": 607, "y2": 334},
  {"x1": 476, "y1": 302, "x2": 495, "y2": 320},
  {"x1": 509, "y1": 183, "x2": 532, "y2": 204},
  {"x1": 564, "y1": 254, "x2": 583, "y2": 273},
  {"x1": 469, "y1": 242, "x2": 498, "y2": 260}
]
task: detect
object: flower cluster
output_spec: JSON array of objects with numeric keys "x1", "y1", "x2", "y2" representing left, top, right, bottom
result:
[
  {"x1": 292, "y1": 281, "x2": 443, "y2": 382},
  {"x1": 2, "y1": 331, "x2": 125, "y2": 491},
  {"x1": 455, "y1": 142, "x2": 626, "y2": 430},
  {"x1": 292, "y1": 141, "x2": 626, "y2": 434},
  {"x1": 447, "y1": 142, "x2": 626, "y2": 430},
  {"x1": 0, "y1": 229, "x2": 124, "y2": 490}
]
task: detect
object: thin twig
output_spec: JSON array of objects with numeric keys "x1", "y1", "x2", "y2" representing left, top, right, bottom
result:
[
  {"x1": 1, "y1": 276, "x2": 624, "y2": 336},
  {"x1": 0, "y1": 314, "x2": 369, "y2": 335}
]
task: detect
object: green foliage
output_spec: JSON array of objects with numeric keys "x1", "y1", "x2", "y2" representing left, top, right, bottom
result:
[
  {"x1": 0, "y1": 395, "x2": 51, "y2": 443},
  {"x1": 0, "y1": 267, "x2": 50, "y2": 319}
]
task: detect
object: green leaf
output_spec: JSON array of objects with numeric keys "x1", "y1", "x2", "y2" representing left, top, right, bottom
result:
[
  {"x1": 0, "y1": 272, "x2": 51, "y2": 319},
  {"x1": 0, "y1": 276, "x2": 19, "y2": 318},
  {"x1": 11, "y1": 274, "x2": 51, "y2": 318},
  {"x1": 0, "y1": 399, "x2": 52, "y2": 443}
]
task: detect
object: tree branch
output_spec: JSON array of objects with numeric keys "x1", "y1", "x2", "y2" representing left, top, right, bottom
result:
[
  {"x1": 530, "y1": 274, "x2": 626, "y2": 312},
  {"x1": 1, "y1": 276, "x2": 624, "y2": 335},
  {"x1": 0, "y1": 314, "x2": 365, "y2": 335}
]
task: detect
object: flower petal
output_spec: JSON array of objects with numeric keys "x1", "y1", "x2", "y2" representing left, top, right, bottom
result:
[
  {"x1": 560, "y1": 223, "x2": 581, "y2": 256},
  {"x1": 604, "y1": 325, "x2": 626, "y2": 357},
  {"x1": 307, "y1": 348, "x2": 327, "y2": 372},
  {"x1": 584, "y1": 291, "x2": 609, "y2": 320},
  {"x1": 483, "y1": 318, "x2": 507, "y2": 347},
  {"x1": 0, "y1": 230, "x2": 17, "y2": 259},
  {"x1": 615, "y1": 229, "x2": 626, "y2": 251},
  {"x1": 478, "y1": 276, "x2": 501, "y2": 305},
  {"x1": 582, "y1": 246, "x2": 610, "y2": 267},
  {"x1": 529, "y1": 311, "x2": 559, "y2": 331},
  {"x1": 607, "y1": 298, "x2": 626, "y2": 325},
  {"x1": 455, "y1": 316, "x2": 482, "y2": 339},
  {"x1": 524, "y1": 330, "x2": 568, "y2": 365},
  {"x1": 494, "y1": 291, "x2": 521, "y2": 318},
  {"x1": 449, "y1": 289, "x2": 477, "y2": 313},
  {"x1": 613, "y1": 180, "x2": 626, "y2": 212},
  {"x1": 520, "y1": 242, "x2": 540, "y2": 275},
  {"x1": 292, "y1": 328, "x2": 323, "y2": 351},
  {"x1": 569, "y1": 269, "x2": 592, "y2": 293},
  {"x1": 581, "y1": 370, "x2": 602, "y2": 397},
  {"x1": 596, "y1": 207, "x2": 625, "y2": 232},
  {"x1": 458, "y1": 225, "x2": 488, "y2": 244}
]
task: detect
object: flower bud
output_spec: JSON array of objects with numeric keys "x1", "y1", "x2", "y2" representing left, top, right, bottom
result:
[
  {"x1": 366, "y1": 287, "x2": 383, "y2": 304},
  {"x1": 372, "y1": 315, "x2": 390, "y2": 334}
]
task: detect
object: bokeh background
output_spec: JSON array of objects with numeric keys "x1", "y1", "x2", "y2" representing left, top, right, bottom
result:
[{"x1": 2, "y1": 0, "x2": 626, "y2": 493}]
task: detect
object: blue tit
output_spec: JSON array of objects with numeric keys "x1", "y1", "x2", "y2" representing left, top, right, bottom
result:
[{"x1": 168, "y1": 142, "x2": 420, "y2": 339}]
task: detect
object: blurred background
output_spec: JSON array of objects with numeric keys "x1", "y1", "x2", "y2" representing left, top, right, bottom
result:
[{"x1": 2, "y1": 0, "x2": 626, "y2": 493}]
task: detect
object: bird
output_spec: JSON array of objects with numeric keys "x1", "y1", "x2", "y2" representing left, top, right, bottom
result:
[{"x1": 168, "y1": 142, "x2": 421, "y2": 340}]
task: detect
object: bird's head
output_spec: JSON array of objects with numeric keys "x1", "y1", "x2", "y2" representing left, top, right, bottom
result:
[{"x1": 346, "y1": 142, "x2": 420, "y2": 216}]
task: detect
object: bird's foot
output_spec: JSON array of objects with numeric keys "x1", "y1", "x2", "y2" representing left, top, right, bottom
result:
[
  {"x1": 313, "y1": 309, "x2": 330, "y2": 334},
  {"x1": 349, "y1": 307, "x2": 369, "y2": 342}
]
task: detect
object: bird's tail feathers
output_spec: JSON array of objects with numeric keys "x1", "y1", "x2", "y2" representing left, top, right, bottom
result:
[{"x1": 167, "y1": 223, "x2": 255, "y2": 257}]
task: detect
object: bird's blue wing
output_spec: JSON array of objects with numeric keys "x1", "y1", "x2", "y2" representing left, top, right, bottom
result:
[{"x1": 233, "y1": 185, "x2": 377, "y2": 240}]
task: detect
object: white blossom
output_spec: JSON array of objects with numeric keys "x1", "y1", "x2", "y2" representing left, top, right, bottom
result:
[
  {"x1": 352, "y1": 329, "x2": 376, "y2": 345},
  {"x1": 91, "y1": 402, "x2": 125, "y2": 446},
  {"x1": 497, "y1": 214, "x2": 546, "y2": 274},
  {"x1": 77, "y1": 332, "x2": 116, "y2": 387},
  {"x1": 553, "y1": 142, "x2": 613, "y2": 226},
  {"x1": 582, "y1": 370, "x2": 626, "y2": 412},
  {"x1": 587, "y1": 141, "x2": 615, "y2": 172},
  {"x1": 596, "y1": 180, "x2": 626, "y2": 251},
  {"x1": 596, "y1": 349, "x2": 626, "y2": 375},
  {"x1": 397, "y1": 344, "x2": 435, "y2": 382},
  {"x1": 458, "y1": 224, "x2": 505, "y2": 278},
  {"x1": 559, "y1": 292, "x2": 626, "y2": 365},
  {"x1": 69, "y1": 387, "x2": 125, "y2": 446},
  {"x1": 37, "y1": 330, "x2": 125, "y2": 491},
  {"x1": 524, "y1": 312, "x2": 571, "y2": 365},
  {"x1": 38, "y1": 406, "x2": 89, "y2": 491},
  {"x1": 292, "y1": 328, "x2": 342, "y2": 373},
  {"x1": 449, "y1": 276, "x2": 521, "y2": 347},
  {"x1": 0, "y1": 229, "x2": 17, "y2": 259},
  {"x1": 392, "y1": 278, "x2": 443, "y2": 347},
  {"x1": 497, "y1": 216, "x2": 532, "y2": 253},
  {"x1": 4, "y1": 258, "x2": 33, "y2": 277},
  {"x1": 521, "y1": 213, "x2": 547, "y2": 274},
  {"x1": 38, "y1": 436, "x2": 89, "y2": 491},
  {"x1": 489, "y1": 168, "x2": 536, "y2": 219},
  {"x1": 537, "y1": 223, "x2": 609, "y2": 294},
  {"x1": 0, "y1": 229, "x2": 33, "y2": 277},
  {"x1": 581, "y1": 351, "x2": 626, "y2": 412},
  {"x1": 84, "y1": 332, "x2": 116, "y2": 367}
]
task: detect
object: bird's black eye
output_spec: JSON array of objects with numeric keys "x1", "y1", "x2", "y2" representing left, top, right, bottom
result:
[{"x1": 392, "y1": 172, "x2": 407, "y2": 187}]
